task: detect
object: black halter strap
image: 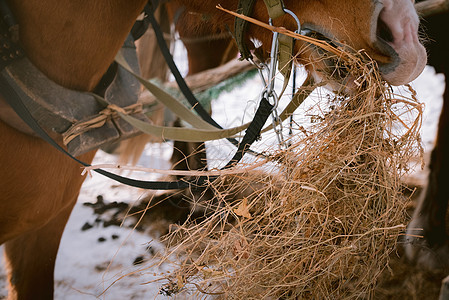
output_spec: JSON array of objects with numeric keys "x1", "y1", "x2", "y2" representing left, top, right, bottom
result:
[
  {"x1": 0, "y1": 0, "x2": 273, "y2": 190},
  {"x1": 145, "y1": 0, "x2": 264, "y2": 157},
  {"x1": 0, "y1": 70, "x2": 272, "y2": 189}
]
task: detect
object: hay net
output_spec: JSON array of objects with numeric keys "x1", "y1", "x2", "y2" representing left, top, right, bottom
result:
[{"x1": 150, "y1": 41, "x2": 423, "y2": 299}]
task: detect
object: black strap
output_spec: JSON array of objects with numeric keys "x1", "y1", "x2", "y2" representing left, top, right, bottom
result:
[
  {"x1": 223, "y1": 97, "x2": 272, "y2": 168},
  {"x1": 131, "y1": 7, "x2": 151, "y2": 40},
  {"x1": 0, "y1": 0, "x2": 273, "y2": 190},
  {"x1": 146, "y1": 4, "x2": 219, "y2": 126},
  {"x1": 0, "y1": 69, "x2": 273, "y2": 189},
  {"x1": 146, "y1": 2, "x2": 266, "y2": 160},
  {"x1": 0, "y1": 0, "x2": 23, "y2": 70},
  {"x1": 0, "y1": 73, "x2": 192, "y2": 189},
  {"x1": 131, "y1": 18, "x2": 150, "y2": 41},
  {"x1": 0, "y1": 0, "x2": 19, "y2": 41}
]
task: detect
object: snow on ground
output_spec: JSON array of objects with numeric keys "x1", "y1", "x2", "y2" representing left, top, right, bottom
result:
[
  {"x1": 0, "y1": 42, "x2": 445, "y2": 300},
  {"x1": 53, "y1": 144, "x2": 176, "y2": 300},
  {"x1": 400, "y1": 66, "x2": 445, "y2": 150}
]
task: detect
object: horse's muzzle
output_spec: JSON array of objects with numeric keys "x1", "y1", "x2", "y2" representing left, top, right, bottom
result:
[{"x1": 372, "y1": 0, "x2": 427, "y2": 85}]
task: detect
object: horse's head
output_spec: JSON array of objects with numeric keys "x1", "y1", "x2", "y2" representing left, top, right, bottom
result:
[{"x1": 246, "y1": 0, "x2": 426, "y2": 86}]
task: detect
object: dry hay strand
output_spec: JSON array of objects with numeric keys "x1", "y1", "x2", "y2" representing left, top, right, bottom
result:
[{"x1": 150, "y1": 38, "x2": 424, "y2": 299}]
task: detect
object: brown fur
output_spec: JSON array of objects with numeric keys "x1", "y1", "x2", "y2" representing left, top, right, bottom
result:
[
  {"x1": 7, "y1": 1, "x2": 146, "y2": 91},
  {"x1": 0, "y1": 0, "x2": 425, "y2": 299},
  {"x1": 172, "y1": 0, "x2": 390, "y2": 65},
  {"x1": 1, "y1": 1, "x2": 146, "y2": 299}
]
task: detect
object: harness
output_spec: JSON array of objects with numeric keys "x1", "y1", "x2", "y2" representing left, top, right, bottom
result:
[
  {"x1": 0, "y1": 35, "x2": 149, "y2": 156},
  {"x1": 0, "y1": 0, "x2": 310, "y2": 190}
]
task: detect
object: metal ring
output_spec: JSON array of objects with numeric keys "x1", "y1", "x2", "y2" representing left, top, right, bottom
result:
[
  {"x1": 267, "y1": 91, "x2": 280, "y2": 110},
  {"x1": 283, "y1": 8, "x2": 301, "y2": 33},
  {"x1": 249, "y1": 57, "x2": 265, "y2": 70}
]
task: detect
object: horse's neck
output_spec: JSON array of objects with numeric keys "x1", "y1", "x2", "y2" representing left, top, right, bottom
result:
[
  {"x1": 8, "y1": 0, "x2": 147, "y2": 91},
  {"x1": 173, "y1": 0, "x2": 237, "y2": 29}
]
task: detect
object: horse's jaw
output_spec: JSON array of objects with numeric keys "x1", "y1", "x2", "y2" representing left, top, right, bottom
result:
[{"x1": 372, "y1": 0, "x2": 427, "y2": 86}]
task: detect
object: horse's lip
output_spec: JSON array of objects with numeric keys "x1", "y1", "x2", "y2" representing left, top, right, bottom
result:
[
  {"x1": 370, "y1": 3, "x2": 401, "y2": 76},
  {"x1": 373, "y1": 38, "x2": 400, "y2": 75},
  {"x1": 305, "y1": 3, "x2": 401, "y2": 77}
]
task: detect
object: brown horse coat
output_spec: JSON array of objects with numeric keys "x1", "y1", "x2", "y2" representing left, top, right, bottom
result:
[{"x1": 0, "y1": 0, "x2": 425, "y2": 298}]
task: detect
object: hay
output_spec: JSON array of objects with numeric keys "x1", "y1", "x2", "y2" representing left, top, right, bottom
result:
[{"x1": 149, "y1": 35, "x2": 424, "y2": 299}]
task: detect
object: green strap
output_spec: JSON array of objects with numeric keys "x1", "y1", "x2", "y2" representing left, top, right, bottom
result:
[
  {"x1": 118, "y1": 112, "x2": 250, "y2": 142},
  {"x1": 277, "y1": 34, "x2": 294, "y2": 96},
  {"x1": 118, "y1": 79, "x2": 312, "y2": 142},
  {"x1": 263, "y1": 0, "x2": 285, "y2": 19},
  {"x1": 92, "y1": 90, "x2": 252, "y2": 143},
  {"x1": 115, "y1": 53, "x2": 315, "y2": 142},
  {"x1": 115, "y1": 53, "x2": 215, "y2": 130},
  {"x1": 114, "y1": 53, "x2": 256, "y2": 141},
  {"x1": 234, "y1": 0, "x2": 257, "y2": 60}
]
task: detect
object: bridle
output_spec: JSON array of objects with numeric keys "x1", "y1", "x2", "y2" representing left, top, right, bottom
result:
[
  {"x1": 0, "y1": 0, "x2": 310, "y2": 190},
  {"x1": 233, "y1": 0, "x2": 317, "y2": 149},
  {"x1": 258, "y1": 8, "x2": 303, "y2": 148}
]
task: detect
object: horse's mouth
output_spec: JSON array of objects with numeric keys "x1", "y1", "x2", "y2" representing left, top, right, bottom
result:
[
  {"x1": 300, "y1": 1, "x2": 426, "y2": 87},
  {"x1": 370, "y1": 0, "x2": 427, "y2": 85},
  {"x1": 296, "y1": 27, "x2": 358, "y2": 90},
  {"x1": 305, "y1": 31, "x2": 351, "y2": 81},
  {"x1": 373, "y1": 17, "x2": 400, "y2": 75}
]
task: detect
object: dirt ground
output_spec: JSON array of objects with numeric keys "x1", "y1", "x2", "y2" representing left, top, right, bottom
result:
[
  {"x1": 374, "y1": 184, "x2": 448, "y2": 300},
  {"x1": 375, "y1": 252, "x2": 447, "y2": 299}
]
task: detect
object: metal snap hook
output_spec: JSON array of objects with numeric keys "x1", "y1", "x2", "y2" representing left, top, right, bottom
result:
[{"x1": 266, "y1": 30, "x2": 279, "y2": 96}]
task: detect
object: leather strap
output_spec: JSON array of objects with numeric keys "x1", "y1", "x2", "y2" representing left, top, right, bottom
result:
[
  {"x1": 0, "y1": 69, "x2": 189, "y2": 189},
  {"x1": 146, "y1": 2, "x2": 262, "y2": 157},
  {"x1": 234, "y1": 0, "x2": 286, "y2": 60},
  {"x1": 234, "y1": 0, "x2": 257, "y2": 60},
  {"x1": 278, "y1": 34, "x2": 294, "y2": 95},
  {"x1": 0, "y1": 67, "x2": 273, "y2": 189},
  {"x1": 223, "y1": 97, "x2": 272, "y2": 168},
  {"x1": 263, "y1": 0, "x2": 285, "y2": 19}
]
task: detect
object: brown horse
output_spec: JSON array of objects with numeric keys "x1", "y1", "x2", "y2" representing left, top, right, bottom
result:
[{"x1": 0, "y1": 0, "x2": 425, "y2": 299}]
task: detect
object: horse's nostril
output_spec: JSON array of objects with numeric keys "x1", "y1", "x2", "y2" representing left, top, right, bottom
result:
[{"x1": 377, "y1": 16, "x2": 394, "y2": 43}]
